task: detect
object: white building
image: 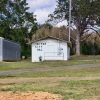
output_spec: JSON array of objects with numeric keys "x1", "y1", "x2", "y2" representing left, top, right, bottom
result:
[{"x1": 32, "y1": 36, "x2": 70, "y2": 62}]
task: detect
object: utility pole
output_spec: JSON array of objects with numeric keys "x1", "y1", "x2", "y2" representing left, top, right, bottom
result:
[{"x1": 69, "y1": 0, "x2": 72, "y2": 42}]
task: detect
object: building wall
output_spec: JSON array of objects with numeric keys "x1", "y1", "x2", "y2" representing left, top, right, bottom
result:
[
  {"x1": 32, "y1": 38, "x2": 69, "y2": 62},
  {"x1": 2, "y1": 39, "x2": 20, "y2": 61},
  {"x1": 0, "y1": 37, "x2": 3, "y2": 61}
]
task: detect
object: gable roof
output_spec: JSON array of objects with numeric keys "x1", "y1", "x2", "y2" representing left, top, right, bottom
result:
[
  {"x1": 31, "y1": 35, "x2": 70, "y2": 43},
  {"x1": 31, "y1": 36, "x2": 71, "y2": 47}
]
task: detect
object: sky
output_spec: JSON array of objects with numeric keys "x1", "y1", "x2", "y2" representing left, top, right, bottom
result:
[
  {"x1": 27, "y1": 0, "x2": 57, "y2": 24},
  {"x1": 27, "y1": 0, "x2": 100, "y2": 30}
]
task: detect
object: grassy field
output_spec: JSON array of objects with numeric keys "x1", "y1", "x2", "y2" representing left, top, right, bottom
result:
[
  {"x1": 0, "y1": 55, "x2": 100, "y2": 70},
  {"x1": 0, "y1": 80, "x2": 100, "y2": 100},
  {"x1": 0, "y1": 55, "x2": 100, "y2": 100}
]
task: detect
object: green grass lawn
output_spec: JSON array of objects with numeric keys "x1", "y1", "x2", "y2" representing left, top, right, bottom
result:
[
  {"x1": 0, "y1": 80, "x2": 100, "y2": 100},
  {"x1": 7, "y1": 66, "x2": 100, "y2": 78},
  {"x1": 0, "y1": 55, "x2": 100, "y2": 70},
  {"x1": 0, "y1": 55, "x2": 100, "y2": 100}
]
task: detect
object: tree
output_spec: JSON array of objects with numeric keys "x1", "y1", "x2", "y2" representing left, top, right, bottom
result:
[
  {"x1": 0, "y1": 0, "x2": 37, "y2": 41},
  {"x1": 0, "y1": 0, "x2": 37, "y2": 57},
  {"x1": 49, "y1": 0, "x2": 100, "y2": 56}
]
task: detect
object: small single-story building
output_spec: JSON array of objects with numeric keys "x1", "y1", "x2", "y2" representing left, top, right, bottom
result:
[
  {"x1": 32, "y1": 36, "x2": 70, "y2": 62},
  {"x1": 0, "y1": 37, "x2": 20, "y2": 61}
]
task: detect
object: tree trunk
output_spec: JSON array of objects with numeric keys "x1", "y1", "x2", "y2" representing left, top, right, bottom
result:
[{"x1": 76, "y1": 32, "x2": 81, "y2": 56}]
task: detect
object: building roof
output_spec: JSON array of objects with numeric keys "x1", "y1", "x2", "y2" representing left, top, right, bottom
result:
[
  {"x1": 0, "y1": 37, "x2": 20, "y2": 46},
  {"x1": 32, "y1": 35, "x2": 69, "y2": 43},
  {"x1": 31, "y1": 36, "x2": 71, "y2": 47},
  {"x1": 0, "y1": 37, "x2": 4, "y2": 39}
]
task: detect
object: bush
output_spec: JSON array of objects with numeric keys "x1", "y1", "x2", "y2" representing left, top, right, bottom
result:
[
  {"x1": 21, "y1": 45, "x2": 31, "y2": 58},
  {"x1": 81, "y1": 42, "x2": 100, "y2": 55}
]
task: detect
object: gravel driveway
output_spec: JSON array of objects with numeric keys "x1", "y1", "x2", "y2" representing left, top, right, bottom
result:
[{"x1": 0, "y1": 63, "x2": 100, "y2": 76}]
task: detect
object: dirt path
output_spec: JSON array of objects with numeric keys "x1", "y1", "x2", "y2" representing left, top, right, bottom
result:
[
  {"x1": 0, "y1": 91, "x2": 62, "y2": 100},
  {"x1": 0, "y1": 76, "x2": 100, "y2": 84},
  {"x1": 0, "y1": 63, "x2": 100, "y2": 76}
]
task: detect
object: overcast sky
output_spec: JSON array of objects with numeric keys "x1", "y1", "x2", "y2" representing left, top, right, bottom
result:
[
  {"x1": 27, "y1": 0, "x2": 57, "y2": 24},
  {"x1": 27, "y1": 0, "x2": 100, "y2": 30}
]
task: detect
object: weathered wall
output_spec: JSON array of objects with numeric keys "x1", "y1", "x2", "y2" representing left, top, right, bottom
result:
[{"x1": 32, "y1": 38, "x2": 69, "y2": 62}]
